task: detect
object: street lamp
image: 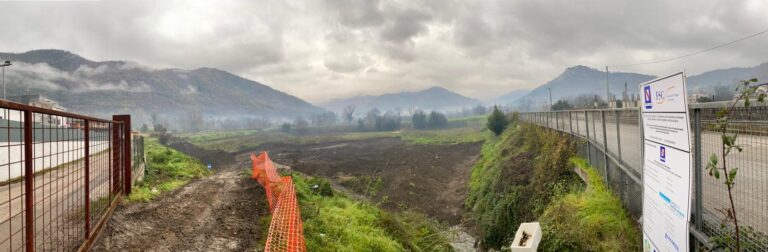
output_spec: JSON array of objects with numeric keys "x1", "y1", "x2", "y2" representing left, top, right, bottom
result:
[{"x1": 1, "y1": 60, "x2": 11, "y2": 100}]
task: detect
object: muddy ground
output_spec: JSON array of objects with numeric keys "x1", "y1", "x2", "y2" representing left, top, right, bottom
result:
[
  {"x1": 91, "y1": 153, "x2": 268, "y2": 251},
  {"x1": 257, "y1": 137, "x2": 482, "y2": 225},
  {"x1": 92, "y1": 136, "x2": 480, "y2": 251}
]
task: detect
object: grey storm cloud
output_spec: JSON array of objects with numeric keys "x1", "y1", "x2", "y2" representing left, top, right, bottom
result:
[{"x1": 0, "y1": 0, "x2": 767, "y2": 103}]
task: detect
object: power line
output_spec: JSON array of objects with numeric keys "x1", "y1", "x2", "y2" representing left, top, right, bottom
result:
[{"x1": 609, "y1": 27, "x2": 768, "y2": 68}]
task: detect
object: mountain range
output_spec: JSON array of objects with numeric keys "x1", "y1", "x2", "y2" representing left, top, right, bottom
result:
[
  {"x1": 322, "y1": 86, "x2": 482, "y2": 113},
  {"x1": 513, "y1": 62, "x2": 768, "y2": 110},
  {"x1": 0, "y1": 49, "x2": 324, "y2": 126},
  {"x1": 3, "y1": 49, "x2": 765, "y2": 125}
]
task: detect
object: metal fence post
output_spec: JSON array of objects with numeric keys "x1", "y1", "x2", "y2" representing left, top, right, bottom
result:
[
  {"x1": 693, "y1": 108, "x2": 703, "y2": 234},
  {"x1": 601, "y1": 111, "x2": 609, "y2": 182},
  {"x1": 111, "y1": 123, "x2": 118, "y2": 194},
  {"x1": 585, "y1": 111, "x2": 591, "y2": 165},
  {"x1": 616, "y1": 110, "x2": 622, "y2": 163},
  {"x1": 23, "y1": 110, "x2": 35, "y2": 252},
  {"x1": 124, "y1": 119, "x2": 131, "y2": 194},
  {"x1": 84, "y1": 120, "x2": 91, "y2": 238},
  {"x1": 113, "y1": 115, "x2": 132, "y2": 195},
  {"x1": 569, "y1": 111, "x2": 573, "y2": 135}
]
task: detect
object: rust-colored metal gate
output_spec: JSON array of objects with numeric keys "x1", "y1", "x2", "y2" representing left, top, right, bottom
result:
[{"x1": 0, "y1": 100, "x2": 132, "y2": 251}]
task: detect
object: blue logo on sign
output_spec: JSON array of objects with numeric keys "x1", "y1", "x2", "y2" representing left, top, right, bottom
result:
[
  {"x1": 644, "y1": 86, "x2": 653, "y2": 109},
  {"x1": 660, "y1": 146, "x2": 666, "y2": 162}
]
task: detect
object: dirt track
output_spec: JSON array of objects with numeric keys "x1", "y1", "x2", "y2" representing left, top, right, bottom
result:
[
  {"x1": 91, "y1": 153, "x2": 267, "y2": 251},
  {"x1": 261, "y1": 137, "x2": 482, "y2": 225}
]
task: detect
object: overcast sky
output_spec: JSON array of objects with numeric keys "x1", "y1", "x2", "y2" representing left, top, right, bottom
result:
[{"x1": 1, "y1": 0, "x2": 767, "y2": 103}]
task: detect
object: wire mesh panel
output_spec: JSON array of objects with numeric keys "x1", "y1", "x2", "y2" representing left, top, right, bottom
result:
[
  {"x1": 619, "y1": 109, "x2": 642, "y2": 173},
  {"x1": 0, "y1": 100, "x2": 134, "y2": 252},
  {"x1": 89, "y1": 121, "x2": 112, "y2": 233},
  {"x1": 520, "y1": 105, "x2": 768, "y2": 251},
  {"x1": 0, "y1": 108, "x2": 26, "y2": 252},
  {"x1": 605, "y1": 111, "x2": 620, "y2": 159},
  {"x1": 699, "y1": 106, "x2": 768, "y2": 250},
  {"x1": 32, "y1": 112, "x2": 87, "y2": 251}
]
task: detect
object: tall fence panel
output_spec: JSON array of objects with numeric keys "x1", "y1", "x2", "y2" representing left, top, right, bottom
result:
[
  {"x1": 520, "y1": 105, "x2": 768, "y2": 251},
  {"x1": 0, "y1": 100, "x2": 135, "y2": 252}
]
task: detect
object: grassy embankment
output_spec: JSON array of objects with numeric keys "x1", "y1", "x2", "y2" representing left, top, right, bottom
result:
[
  {"x1": 466, "y1": 120, "x2": 639, "y2": 250},
  {"x1": 254, "y1": 172, "x2": 454, "y2": 252},
  {"x1": 128, "y1": 138, "x2": 211, "y2": 202},
  {"x1": 183, "y1": 116, "x2": 486, "y2": 152}
]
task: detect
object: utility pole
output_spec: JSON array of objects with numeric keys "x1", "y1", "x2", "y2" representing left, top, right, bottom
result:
[
  {"x1": 548, "y1": 87, "x2": 553, "y2": 111},
  {"x1": 1, "y1": 61, "x2": 12, "y2": 100},
  {"x1": 605, "y1": 66, "x2": 610, "y2": 108}
]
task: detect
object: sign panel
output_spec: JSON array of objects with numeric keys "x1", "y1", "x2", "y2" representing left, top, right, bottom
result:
[{"x1": 641, "y1": 73, "x2": 692, "y2": 252}]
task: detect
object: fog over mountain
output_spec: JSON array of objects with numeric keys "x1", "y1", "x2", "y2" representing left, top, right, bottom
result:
[
  {"x1": 323, "y1": 86, "x2": 481, "y2": 113},
  {"x1": 0, "y1": 49, "x2": 324, "y2": 125},
  {"x1": 487, "y1": 89, "x2": 529, "y2": 106}
]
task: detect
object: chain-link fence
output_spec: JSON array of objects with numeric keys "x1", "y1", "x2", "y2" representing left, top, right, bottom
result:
[{"x1": 520, "y1": 105, "x2": 768, "y2": 251}]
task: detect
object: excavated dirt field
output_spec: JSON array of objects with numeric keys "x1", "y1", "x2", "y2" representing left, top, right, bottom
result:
[
  {"x1": 258, "y1": 137, "x2": 482, "y2": 225},
  {"x1": 91, "y1": 136, "x2": 480, "y2": 251},
  {"x1": 91, "y1": 153, "x2": 268, "y2": 251}
]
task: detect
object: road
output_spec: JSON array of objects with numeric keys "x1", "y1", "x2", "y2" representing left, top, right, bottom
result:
[{"x1": 0, "y1": 149, "x2": 114, "y2": 251}]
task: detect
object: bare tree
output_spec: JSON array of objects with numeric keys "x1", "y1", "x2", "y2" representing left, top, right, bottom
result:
[
  {"x1": 150, "y1": 112, "x2": 159, "y2": 127},
  {"x1": 188, "y1": 110, "x2": 204, "y2": 132},
  {"x1": 343, "y1": 105, "x2": 356, "y2": 124},
  {"x1": 294, "y1": 117, "x2": 309, "y2": 134}
]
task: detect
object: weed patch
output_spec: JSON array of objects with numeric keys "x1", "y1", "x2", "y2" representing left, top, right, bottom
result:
[
  {"x1": 290, "y1": 172, "x2": 453, "y2": 252},
  {"x1": 466, "y1": 122, "x2": 581, "y2": 249},
  {"x1": 538, "y1": 157, "x2": 640, "y2": 251},
  {"x1": 128, "y1": 138, "x2": 210, "y2": 202}
]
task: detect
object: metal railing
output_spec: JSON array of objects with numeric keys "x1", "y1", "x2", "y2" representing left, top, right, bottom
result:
[
  {"x1": 520, "y1": 105, "x2": 768, "y2": 251},
  {"x1": 0, "y1": 100, "x2": 134, "y2": 252}
]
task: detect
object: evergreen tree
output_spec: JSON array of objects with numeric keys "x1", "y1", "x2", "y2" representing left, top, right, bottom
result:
[
  {"x1": 487, "y1": 106, "x2": 508, "y2": 135},
  {"x1": 412, "y1": 110, "x2": 428, "y2": 129},
  {"x1": 427, "y1": 111, "x2": 448, "y2": 129}
]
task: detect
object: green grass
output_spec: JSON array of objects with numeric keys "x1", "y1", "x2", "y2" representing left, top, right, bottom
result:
[
  {"x1": 289, "y1": 173, "x2": 453, "y2": 252},
  {"x1": 127, "y1": 138, "x2": 211, "y2": 202},
  {"x1": 184, "y1": 124, "x2": 486, "y2": 152},
  {"x1": 465, "y1": 120, "x2": 640, "y2": 250},
  {"x1": 400, "y1": 127, "x2": 487, "y2": 145},
  {"x1": 538, "y1": 157, "x2": 641, "y2": 251}
]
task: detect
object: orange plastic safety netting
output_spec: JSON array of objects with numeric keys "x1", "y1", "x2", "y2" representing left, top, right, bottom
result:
[{"x1": 251, "y1": 152, "x2": 306, "y2": 252}]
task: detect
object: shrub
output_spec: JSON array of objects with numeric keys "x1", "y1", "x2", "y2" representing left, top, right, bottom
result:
[
  {"x1": 280, "y1": 123, "x2": 292, "y2": 133},
  {"x1": 486, "y1": 106, "x2": 508, "y2": 135}
]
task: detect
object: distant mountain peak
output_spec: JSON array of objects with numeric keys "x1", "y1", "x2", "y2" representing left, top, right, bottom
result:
[
  {"x1": 566, "y1": 65, "x2": 597, "y2": 71},
  {"x1": 323, "y1": 86, "x2": 480, "y2": 112},
  {"x1": 422, "y1": 86, "x2": 449, "y2": 92}
]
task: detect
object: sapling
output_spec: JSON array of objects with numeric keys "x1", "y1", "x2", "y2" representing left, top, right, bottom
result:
[{"x1": 706, "y1": 78, "x2": 767, "y2": 251}]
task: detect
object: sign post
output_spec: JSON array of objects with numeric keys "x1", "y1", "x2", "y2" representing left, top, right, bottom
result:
[{"x1": 640, "y1": 72, "x2": 693, "y2": 252}]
